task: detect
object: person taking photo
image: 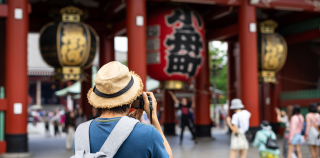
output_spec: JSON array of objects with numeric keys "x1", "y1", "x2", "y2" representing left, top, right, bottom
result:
[
  {"x1": 72, "y1": 61, "x2": 172, "y2": 158},
  {"x1": 168, "y1": 90, "x2": 197, "y2": 145}
]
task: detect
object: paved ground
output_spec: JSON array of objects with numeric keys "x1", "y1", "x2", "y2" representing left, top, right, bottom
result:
[{"x1": 8, "y1": 124, "x2": 311, "y2": 158}]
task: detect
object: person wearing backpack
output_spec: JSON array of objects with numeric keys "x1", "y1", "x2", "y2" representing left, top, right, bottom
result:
[
  {"x1": 305, "y1": 103, "x2": 320, "y2": 158},
  {"x1": 71, "y1": 61, "x2": 172, "y2": 158},
  {"x1": 288, "y1": 105, "x2": 304, "y2": 158},
  {"x1": 253, "y1": 120, "x2": 280, "y2": 158},
  {"x1": 226, "y1": 98, "x2": 251, "y2": 158}
]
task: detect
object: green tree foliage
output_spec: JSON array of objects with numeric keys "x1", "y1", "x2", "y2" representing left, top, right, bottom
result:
[{"x1": 208, "y1": 42, "x2": 228, "y2": 103}]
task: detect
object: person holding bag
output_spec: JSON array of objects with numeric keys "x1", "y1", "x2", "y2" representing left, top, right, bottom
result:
[
  {"x1": 226, "y1": 98, "x2": 251, "y2": 158},
  {"x1": 253, "y1": 120, "x2": 280, "y2": 158},
  {"x1": 288, "y1": 105, "x2": 304, "y2": 158},
  {"x1": 305, "y1": 103, "x2": 320, "y2": 158}
]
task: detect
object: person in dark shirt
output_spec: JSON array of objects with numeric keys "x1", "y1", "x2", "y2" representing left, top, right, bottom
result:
[{"x1": 168, "y1": 91, "x2": 197, "y2": 145}]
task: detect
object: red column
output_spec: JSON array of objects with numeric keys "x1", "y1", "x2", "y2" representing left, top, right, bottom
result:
[
  {"x1": 194, "y1": 42, "x2": 211, "y2": 137},
  {"x1": 81, "y1": 68, "x2": 92, "y2": 118},
  {"x1": 227, "y1": 42, "x2": 237, "y2": 105},
  {"x1": 238, "y1": 0, "x2": 260, "y2": 127},
  {"x1": 161, "y1": 90, "x2": 176, "y2": 135},
  {"x1": 5, "y1": 0, "x2": 29, "y2": 153},
  {"x1": 99, "y1": 31, "x2": 115, "y2": 67},
  {"x1": 126, "y1": 0, "x2": 146, "y2": 88}
]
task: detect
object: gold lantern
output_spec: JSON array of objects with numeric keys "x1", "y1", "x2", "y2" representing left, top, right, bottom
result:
[
  {"x1": 259, "y1": 20, "x2": 287, "y2": 83},
  {"x1": 39, "y1": 6, "x2": 97, "y2": 81}
]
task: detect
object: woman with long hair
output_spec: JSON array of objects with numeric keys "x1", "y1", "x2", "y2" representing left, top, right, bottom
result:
[
  {"x1": 287, "y1": 105, "x2": 304, "y2": 158},
  {"x1": 305, "y1": 103, "x2": 320, "y2": 158}
]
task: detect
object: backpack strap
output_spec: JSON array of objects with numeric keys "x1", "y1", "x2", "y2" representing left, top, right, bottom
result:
[
  {"x1": 74, "y1": 120, "x2": 93, "y2": 154},
  {"x1": 99, "y1": 116, "x2": 139, "y2": 158}
]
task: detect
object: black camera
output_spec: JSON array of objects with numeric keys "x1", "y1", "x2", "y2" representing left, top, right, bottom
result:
[
  {"x1": 131, "y1": 94, "x2": 154, "y2": 123},
  {"x1": 131, "y1": 94, "x2": 152, "y2": 110}
]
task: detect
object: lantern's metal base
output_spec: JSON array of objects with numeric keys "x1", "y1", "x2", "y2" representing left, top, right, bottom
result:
[
  {"x1": 160, "y1": 80, "x2": 187, "y2": 90},
  {"x1": 1, "y1": 153, "x2": 32, "y2": 158},
  {"x1": 5, "y1": 134, "x2": 28, "y2": 153},
  {"x1": 195, "y1": 125, "x2": 211, "y2": 137},
  {"x1": 163, "y1": 123, "x2": 176, "y2": 135}
]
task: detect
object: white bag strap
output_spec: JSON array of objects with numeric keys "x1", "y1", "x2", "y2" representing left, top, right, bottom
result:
[
  {"x1": 74, "y1": 120, "x2": 93, "y2": 154},
  {"x1": 99, "y1": 116, "x2": 139, "y2": 158}
]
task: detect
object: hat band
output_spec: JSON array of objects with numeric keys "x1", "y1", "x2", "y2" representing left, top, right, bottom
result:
[{"x1": 93, "y1": 76, "x2": 134, "y2": 98}]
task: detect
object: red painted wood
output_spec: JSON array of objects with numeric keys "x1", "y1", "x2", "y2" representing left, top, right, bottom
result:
[
  {"x1": 161, "y1": 90, "x2": 176, "y2": 125},
  {"x1": 148, "y1": 0, "x2": 240, "y2": 5},
  {"x1": 106, "y1": 20, "x2": 126, "y2": 38},
  {"x1": 280, "y1": 98, "x2": 320, "y2": 107},
  {"x1": 0, "y1": 5, "x2": 8, "y2": 17},
  {"x1": 238, "y1": 1, "x2": 260, "y2": 127},
  {"x1": 0, "y1": 141, "x2": 6, "y2": 154},
  {"x1": 204, "y1": 7, "x2": 238, "y2": 22},
  {"x1": 285, "y1": 29, "x2": 320, "y2": 45},
  {"x1": 254, "y1": 0, "x2": 318, "y2": 12},
  {"x1": 126, "y1": 0, "x2": 147, "y2": 90},
  {"x1": 279, "y1": 43, "x2": 318, "y2": 92},
  {"x1": 194, "y1": 42, "x2": 211, "y2": 125},
  {"x1": 0, "y1": 99, "x2": 7, "y2": 111},
  {"x1": 5, "y1": 0, "x2": 29, "y2": 134},
  {"x1": 206, "y1": 24, "x2": 238, "y2": 41},
  {"x1": 80, "y1": 68, "x2": 93, "y2": 118},
  {"x1": 99, "y1": 31, "x2": 115, "y2": 67}
]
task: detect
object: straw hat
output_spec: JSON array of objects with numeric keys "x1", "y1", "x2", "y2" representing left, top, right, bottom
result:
[
  {"x1": 230, "y1": 98, "x2": 244, "y2": 110},
  {"x1": 87, "y1": 61, "x2": 143, "y2": 109}
]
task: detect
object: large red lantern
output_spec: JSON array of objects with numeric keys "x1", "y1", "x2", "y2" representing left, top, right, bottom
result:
[{"x1": 147, "y1": 8, "x2": 205, "y2": 84}]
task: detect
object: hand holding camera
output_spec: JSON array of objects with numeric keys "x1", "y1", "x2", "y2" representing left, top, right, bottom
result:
[{"x1": 131, "y1": 92, "x2": 158, "y2": 124}]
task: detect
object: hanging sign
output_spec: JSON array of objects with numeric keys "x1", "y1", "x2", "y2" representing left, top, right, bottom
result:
[{"x1": 147, "y1": 8, "x2": 205, "y2": 84}]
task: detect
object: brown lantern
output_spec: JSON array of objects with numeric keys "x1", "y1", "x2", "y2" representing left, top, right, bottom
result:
[
  {"x1": 39, "y1": 6, "x2": 98, "y2": 81},
  {"x1": 259, "y1": 20, "x2": 287, "y2": 83}
]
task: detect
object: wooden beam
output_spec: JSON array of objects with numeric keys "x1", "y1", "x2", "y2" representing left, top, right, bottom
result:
[
  {"x1": 147, "y1": 0, "x2": 241, "y2": 6},
  {"x1": 276, "y1": 12, "x2": 319, "y2": 27},
  {"x1": 204, "y1": 6, "x2": 237, "y2": 22},
  {"x1": 285, "y1": 29, "x2": 320, "y2": 45},
  {"x1": 0, "y1": 4, "x2": 30, "y2": 18},
  {"x1": 253, "y1": 0, "x2": 320, "y2": 12},
  {"x1": 106, "y1": 20, "x2": 126, "y2": 38},
  {"x1": 206, "y1": 24, "x2": 238, "y2": 41},
  {"x1": 280, "y1": 98, "x2": 319, "y2": 107},
  {"x1": 105, "y1": 0, "x2": 126, "y2": 21}
]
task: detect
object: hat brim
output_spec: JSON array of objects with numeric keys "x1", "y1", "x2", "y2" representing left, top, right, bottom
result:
[
  {"x1": 87, "y1": 71, "x2": 143, "y2": 109},
  {"x1": 230, "y1": 104, "x2": 244, "y2": 110}
]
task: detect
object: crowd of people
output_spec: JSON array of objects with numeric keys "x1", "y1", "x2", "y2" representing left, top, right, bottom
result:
[
  {"x1": 30, "y1": 107, "x2": 100, "y2": 150},
  {"x1": 225, "y1": 98, "x2": 320, "y2": 158}
]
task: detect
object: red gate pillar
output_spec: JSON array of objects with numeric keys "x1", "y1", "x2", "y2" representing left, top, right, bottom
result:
[
  {"x1": 5, "y1": 0, "x2": 30, "y2": 154},
  {"x1": 238, "y1": 0, "x2": 260, "y2": 128},
  {"x1": 194, "y1": 42, "x2": 211, "y2": 137},
  {"x1": 80, "y1": 68, "x2": 92, "y2": 118},
  {"x1": 161, "y1": 90, "x2": 176, "y2": 135},
  {"x1": 99, "y1": 31, "x2": 115, "y2": 66},
  {"x1": 126, "y1": 0, "x2": 147, "y2": 88}
]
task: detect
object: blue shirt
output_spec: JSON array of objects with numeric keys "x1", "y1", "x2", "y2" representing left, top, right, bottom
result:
[{"x1": 88, "y1": 117, "x2": 169, "y2": 158}]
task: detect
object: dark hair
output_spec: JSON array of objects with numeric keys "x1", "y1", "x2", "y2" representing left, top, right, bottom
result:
[
  {"x1": 317, "y1": 101, "x2": 320, "y2": 106},
  {"x1": 292, "y1": 105, "x2": 301, "y2": 115},
  {"x1": 309, "y1": 102, "x2": 318, "y2": 113},
  {"x1": 99, "y1": 104, "x2": 131, "y2": 114},
  {"x1": 261, "y1": 120, "x2": 270, "y2": 127}
]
